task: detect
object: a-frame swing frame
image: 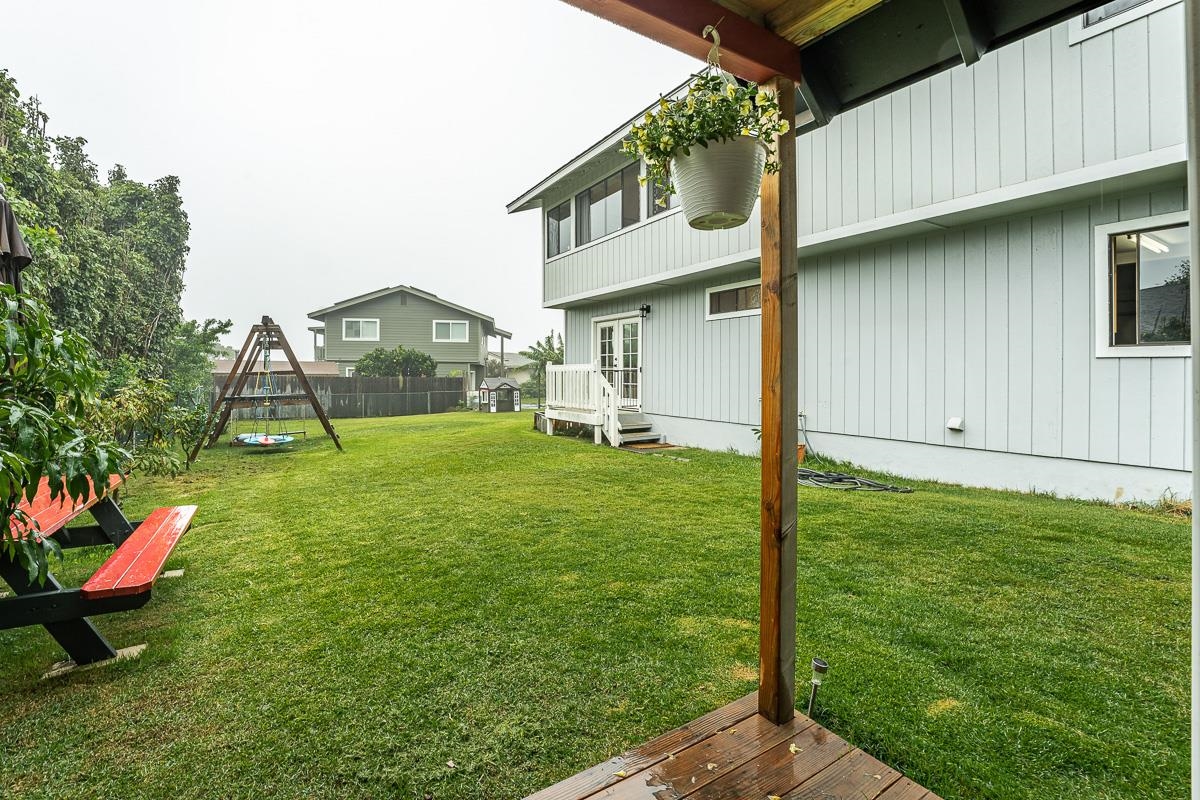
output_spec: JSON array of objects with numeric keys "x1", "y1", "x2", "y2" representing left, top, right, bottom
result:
[{"x1": 189, "y1": 316, "x2": 343, "y2": 463}]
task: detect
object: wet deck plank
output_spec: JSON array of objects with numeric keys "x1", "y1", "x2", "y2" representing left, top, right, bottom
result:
[{"x1": 523, "y1": 693, "x2": 941, "y2": 800}]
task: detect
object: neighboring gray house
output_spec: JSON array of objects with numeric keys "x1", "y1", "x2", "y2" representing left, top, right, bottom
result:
[
  {"x1": 488, "y1": 351, "x2": 535, "y2": 385},
  {"x1": 307, "y1": 285, "x2": 511, "y2": 385},
  {"x1": 509, "y1": 0, "x2": 1191, "y2": 502}
]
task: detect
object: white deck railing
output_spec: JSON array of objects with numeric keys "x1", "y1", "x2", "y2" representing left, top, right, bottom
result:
[
  {"x1": 546, "y1": 364, "x2": 597, "y2": 411},
  {"x1": 545, "y1": 363, "x2": 621, "y2": 447}
]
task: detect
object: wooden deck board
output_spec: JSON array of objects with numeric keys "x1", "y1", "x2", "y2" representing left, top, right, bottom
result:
[
  {"x1": 523, "y1": 693, "x2": 941, "y2": 800},
  {"x1": 525, "y1": 693, "x2": 759, "y2": 800}
]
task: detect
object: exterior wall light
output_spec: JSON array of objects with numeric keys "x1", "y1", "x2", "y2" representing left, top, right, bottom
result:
[
  {"x1": 807, "y1": 657, "x2": 828, "y2": 717},
  {"x1": 639, "y1": 304, "x2": 652, "y2": 318}
]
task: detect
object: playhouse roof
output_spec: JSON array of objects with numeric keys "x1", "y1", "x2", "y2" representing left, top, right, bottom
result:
[{"x1": 479, "y1": 377, "x2": 522, "y2": 391}]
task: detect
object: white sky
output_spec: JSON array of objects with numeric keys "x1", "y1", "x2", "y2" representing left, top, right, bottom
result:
[{"x1": 2, "y1": 0, "x2": 702, "y2": 358}]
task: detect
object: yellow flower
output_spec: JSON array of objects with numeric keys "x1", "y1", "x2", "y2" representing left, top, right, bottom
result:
[
  {"x1": 725, "y1": 83, "x2": 736, "y2": 99},
  {"x1": 660, "y1": 135, "x2": 673, "y2": 148},
  {"x1": 637, "y1": 174, "x2": 647, "y2": 186},
  {"x1": 659, "y1": 97, "x2": 670, "y2": 110},
  {"x1": 644, "y1": 112, "x2": 653, "y2": 124},
  {"x1": 741, "y1": 127, "x2": 751, "y2": 136},
  {"x1": 740, "y1": 100, "x2": 752, "y2": 115},
  {"x1": 686, "y1": 96, "x2": 696, "y2": 113},
  {"x1": 755, "y1": 89, "x2": 771, "y2": 106},
  {"x1": 778, "y1": 119, "x2": 791, "y2": 134}
]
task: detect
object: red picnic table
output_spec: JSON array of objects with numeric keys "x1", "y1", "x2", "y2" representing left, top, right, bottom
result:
[{"x1": 2, "y1": 475, "x2": 197, "y2": 666}]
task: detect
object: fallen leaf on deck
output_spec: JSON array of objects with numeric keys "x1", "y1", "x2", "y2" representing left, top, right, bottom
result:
[
  {"x1": 613, "y1": 770, "x2": 628, "y2": 778},
  {"x1": 789, "y1": 743, "x2": 802, "y2": 754},
  {"x1": 706, "y1": 763, "x2": 717, "y2": 770}
]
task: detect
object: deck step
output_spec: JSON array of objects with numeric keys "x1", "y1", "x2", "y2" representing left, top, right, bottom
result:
[
  {"x1": 618, "y1": 422, "x2": 653, "y2": 433},
  {"x1": 620, "y1": 431, "x2": 663, "y2": 444}
]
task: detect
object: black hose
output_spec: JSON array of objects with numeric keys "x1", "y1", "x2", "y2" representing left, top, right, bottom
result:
[{"x1": 797, "y1": 468, "x2": 914, "y2": 493}]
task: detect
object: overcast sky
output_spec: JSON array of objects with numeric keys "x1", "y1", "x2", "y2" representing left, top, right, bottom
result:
[{"x1": 3, "y1": 0, "x2": 702, "y2": 358}]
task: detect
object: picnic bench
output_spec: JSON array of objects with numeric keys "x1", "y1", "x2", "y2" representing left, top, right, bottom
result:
[{"x1": 1, "y1": 475, "x2": 197, "y2": 666}]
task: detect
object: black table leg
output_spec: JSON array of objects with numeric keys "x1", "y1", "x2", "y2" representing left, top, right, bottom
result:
[
  {"x1": 89, "y1": 496, "x2": 135, "y2": 546},
  {"x1": 0, "y1": 555, "x2": 118, "y2": 665}
]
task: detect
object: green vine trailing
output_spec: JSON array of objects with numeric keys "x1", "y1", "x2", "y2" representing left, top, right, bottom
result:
[{"x1": 621, "y1": 72, "x2": 790, "y2": 204}]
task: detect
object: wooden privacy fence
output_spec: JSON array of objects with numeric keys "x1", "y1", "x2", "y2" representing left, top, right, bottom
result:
[{"x1": 212, "y1": 375, "x2": 466, "y2": 419}]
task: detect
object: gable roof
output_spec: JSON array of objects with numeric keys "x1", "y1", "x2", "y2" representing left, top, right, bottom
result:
[
  {"x1": 480, "y1": 376, "x2": 522, "y2": 390},
  {"x1": 307, "y1": 285, "x2": 511, "y2": 338}
]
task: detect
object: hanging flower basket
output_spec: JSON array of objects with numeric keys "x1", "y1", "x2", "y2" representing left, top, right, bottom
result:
[
  {"x1": 672, "y1": 135, "x2": 766, "y2": 230},
  {"x1": 622, "y1": 71, "x2": 789, "y2": 232}
]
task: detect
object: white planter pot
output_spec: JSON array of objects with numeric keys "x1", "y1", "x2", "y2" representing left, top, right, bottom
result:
[{"x1": 671, "y1": 135, "x2": 766, "y2": 231}]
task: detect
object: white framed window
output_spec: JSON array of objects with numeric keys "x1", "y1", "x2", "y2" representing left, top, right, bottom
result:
[
  {"x1": 547, "y1": 199, "x2": 572, "y2": 258},
  {"x1": 1093, "y1": 211, "x2": 1191, "y2": 358},
  {"x1": 1068, "y1": 0, "x2": 1180, "y2": 45},
  {"x1": 706, "y1": 278, "x2": 762, "y2": 321},
  {"x1": 342, "y1": 318, "x2": 379, "y2": 341},
  {"x1": 433, "y1": 320, "x2": 469, "y2": 343},
  {"x1": 345, "y1": 366, "x2": 356, "y2": 377}
]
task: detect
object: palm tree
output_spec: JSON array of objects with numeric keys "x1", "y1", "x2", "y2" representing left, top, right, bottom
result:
[{"x1": 519, "y1": 331, "x2": 564, "y2": 400}]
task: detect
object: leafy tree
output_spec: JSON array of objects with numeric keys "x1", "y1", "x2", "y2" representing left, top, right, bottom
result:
[
  {"x1": 486, "y1": 356, "x2": 505, "y2": 377},
  {"x1": 520, "y1": 331, "x2": 564, "y2": 386},
  {"x1": 354, "y1": 345, "x2": 438, "y2": 378},
  {"x1": 354, "y1": 347, "x2": 405, "y2": 377},
  {"x1": 1, "y1": 286, "x2": 129, "y2": 583},
  {"x1": 161, "y1": 318, "x2": 233, "y2": 404}
]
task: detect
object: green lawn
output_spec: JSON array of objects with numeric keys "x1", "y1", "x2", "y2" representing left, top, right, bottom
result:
[{"x1": 1, "y1": 414, "x2": 1188, "y2": 799}]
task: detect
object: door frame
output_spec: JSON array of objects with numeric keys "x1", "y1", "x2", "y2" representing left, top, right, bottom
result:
[{"x1": 591, "y1": 311, "x2": 643, "y2": 411}]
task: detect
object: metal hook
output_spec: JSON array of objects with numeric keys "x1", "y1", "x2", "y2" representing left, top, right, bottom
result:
[{"x1": 702, "y1": 19, "x2": 724, "y2": 68}]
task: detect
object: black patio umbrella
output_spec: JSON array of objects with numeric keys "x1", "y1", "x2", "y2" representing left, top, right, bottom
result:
[{"x1": 0, "y1": 182, "x2": 31, "y2": 292}]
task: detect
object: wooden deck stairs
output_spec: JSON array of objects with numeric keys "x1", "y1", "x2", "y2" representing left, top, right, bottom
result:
[{"x1": 615, "y1": 412, "x2": 661, "y2": 446}]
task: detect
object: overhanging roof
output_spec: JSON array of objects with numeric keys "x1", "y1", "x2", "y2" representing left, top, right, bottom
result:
[
  {"x1": 564, "y1": 0, "x2": 1112, "y2": 117},
  {"x1": 308, "y1": 285, "x2": 511, "y2": 338},
  {"x1": 509, "y1": 0, "x2": 1110, "y2": 214}
]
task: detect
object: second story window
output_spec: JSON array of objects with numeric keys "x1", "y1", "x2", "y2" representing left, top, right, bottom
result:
[
  {"x1": 576, "y1": 164, "x2": 640, "y2": 246},
  {"x1": 433, "y1": 320, "x2": 469, "y2": 343},
  {"x1": 547, "y1": 200, "x2": 571, "y2": 258},
  {"x1": 343, "y1": 318, "x2": 379, "y2": 341},
  {"x1": 648, "y1": 179, "x2": 680, "y2": 217}
]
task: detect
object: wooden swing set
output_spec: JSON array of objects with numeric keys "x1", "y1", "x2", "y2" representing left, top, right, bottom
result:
[{"x1": 189, "y1": 316, "x2": 342, "y2": 463}]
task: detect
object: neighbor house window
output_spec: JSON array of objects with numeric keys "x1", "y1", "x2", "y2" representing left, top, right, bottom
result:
[
  {"x1": 342, "y1": 318, "x2": 379, "y2": 341},
  {"x1": 648, "y1": 179, "x2": 680, "y2": 217},
  {"x1": 547, "y1": 200, "x2": 572, "y2": 258},
  {"x1": 1094, "y1": 212, "x2": 1190, "y2": 357},
  {"x1": 433, "y1": 320, "x2": 469, "y2": 342},
  {"x1": 345, "y1": 366, "x2": 356, "y2": 377},
  {"x1": 576, "y1": 164, "x2": 640, "y2": 245},
  {"x1": 706, "y1": 279, "x2": 762, "y2": 321}
]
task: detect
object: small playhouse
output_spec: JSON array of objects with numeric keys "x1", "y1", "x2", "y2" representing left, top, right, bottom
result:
[{"x1": 478, "y1": 377, "x2": 521, "y2": 413}]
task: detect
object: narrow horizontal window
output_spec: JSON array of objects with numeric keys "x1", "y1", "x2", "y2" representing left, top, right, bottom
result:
[
  {"x1": 1084, "y1": 0, "x2": 1152, "y2": 26},
  {"x1": 342, "y1": 318, "x2": 379, "y2": 341},
  {"x1": 1108, "y1": 224, "x2": 1190, "y2": 347},
  {"x1": 706, "y1": 280, "x2": 762, "y2": 320},
  {"x1": 433, "y1": 320, "x2": 469, "y2": 343}
]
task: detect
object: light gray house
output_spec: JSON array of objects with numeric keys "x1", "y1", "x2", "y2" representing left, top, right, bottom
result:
[
  {"x1": 307, "y1": 285, "x2": 511, "y2": 386},
  {"x1": 509, "y1": 0, "x2": 1191, "y2": 503}
]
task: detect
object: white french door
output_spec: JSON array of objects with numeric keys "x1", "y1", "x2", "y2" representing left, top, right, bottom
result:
[{"x1": 595, "y1": 316, "x2": 641, "y2": 410}]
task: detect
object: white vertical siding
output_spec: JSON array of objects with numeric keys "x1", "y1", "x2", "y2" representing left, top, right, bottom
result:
[
  {"x1": 796, "y1": 11, "x2": 1185, "y2": 238},
  {"x1": 795, "y1": 185, "x2": 1190, "y2": 472}
]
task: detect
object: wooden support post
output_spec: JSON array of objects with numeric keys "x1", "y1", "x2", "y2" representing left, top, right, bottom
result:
[
  {"x1": 271, "y1": 318, "x2": 343, "y2": 451},
  {"x1": 759, "y1": 76, "x2": 798, "y2": 725}
]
